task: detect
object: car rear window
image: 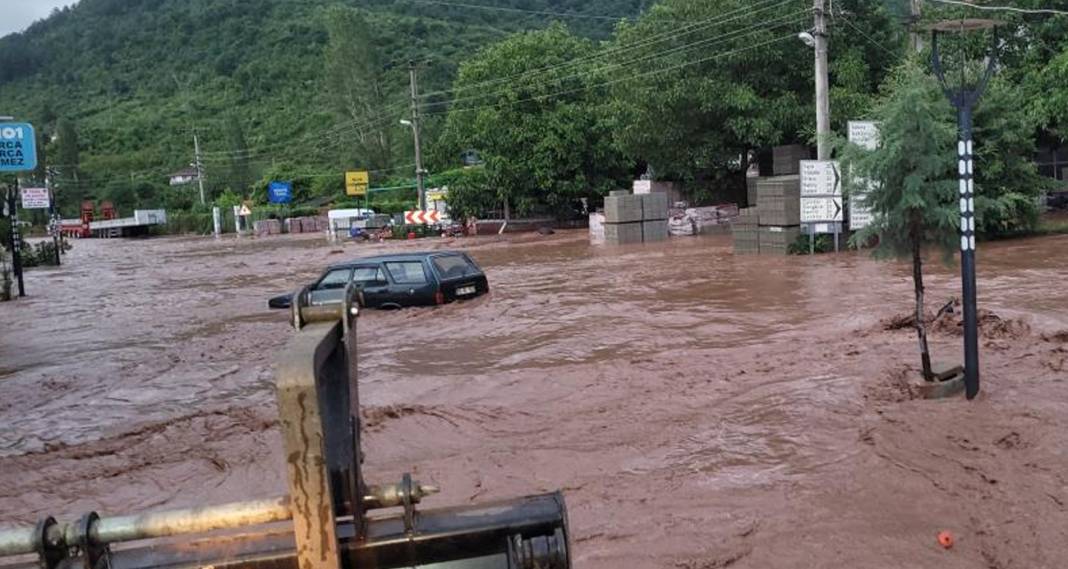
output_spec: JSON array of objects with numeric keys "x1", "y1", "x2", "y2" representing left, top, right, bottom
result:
[
  {"x1": 432, "y1": 255, "x2": 480, "y2": 280},
  {"x1": 385, "y1": 262, "x2": 428, "y2": 284}
]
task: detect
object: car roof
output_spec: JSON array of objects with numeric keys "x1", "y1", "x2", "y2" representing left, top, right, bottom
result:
[{"x1": 326, "y1": 251, "x2": 465, "y2": 270}]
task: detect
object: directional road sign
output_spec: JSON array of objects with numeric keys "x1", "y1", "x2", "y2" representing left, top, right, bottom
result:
[
  {"x1": 848, "y1": 121, "x2": 881, "y2": 230},
  {"x1": 800, "y1": 160, "x2": 843, "y2": 225}
]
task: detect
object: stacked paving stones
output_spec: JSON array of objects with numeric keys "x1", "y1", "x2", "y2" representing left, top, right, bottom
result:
[
  {"x1": 758, "y1": 225, "x2": 801, "y2": 255},
  {"x1": 755, "y1": 176, "x2": 801, "y2": 255},
  {"x1": 733, "y1": 207, "x2": 760, "y2": 254},
  {"x1": 640, "y1": 192, "x2": 669, "y2": 243},
  {"x1": 604, "y1": 190, "x2": 669, "y2": 245},
  {"x1": 755, "y1": 176, "x2": 801, "y2": 226},
  {"x1": 772, "y1": 144, "x2": 812, "y2": 176}
]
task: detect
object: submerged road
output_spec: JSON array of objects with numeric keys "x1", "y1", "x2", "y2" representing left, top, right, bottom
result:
[{"x1": 1, "y1": 230, "x2": 1067, "y2": 567}]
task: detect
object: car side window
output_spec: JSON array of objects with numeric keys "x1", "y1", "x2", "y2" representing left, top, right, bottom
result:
[
  {"x1": 316, "y1": 268, "x2": 352, "y2": 290},
  {"x1": 352, "y1": 265, "x2": 387, "y2": 284},
  {"x1": 385, "y1": 262, "x2": 428, "y2": 285}
]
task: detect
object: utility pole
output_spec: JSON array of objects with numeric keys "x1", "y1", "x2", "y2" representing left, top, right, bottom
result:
[
  {"x1": 811, "y1": 0, "x2": 838, "y2": 251},
  {"x1": 408, "y1": 62, "x2": 427, "y2": 212},
  {"x1": 814, "y1": 0, "x2": 831, "y2": 162},
  {"x1": 193, "y1": 130, "x2": 206, "y2": 206},
  {"x1": 909, "y1": 0, "x2": 923, "y2": 52}
]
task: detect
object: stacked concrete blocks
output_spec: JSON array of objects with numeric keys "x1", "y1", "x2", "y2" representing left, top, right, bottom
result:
[
  {"x1": 733, "y1": 207, "x2": 760, "y2": 254},
  {"x1": 755, "y1": 175, "x2": 801, "y2": 255},
  {"x1": 603, "y1": 190, "x2": 670, "y2": 245},
  {"x1": 604, "y1": 190, "x2": 644, "y2": 245},
  {"x1": 758, "y1": 225, "x2": 802, "y2": 255},
  {"x1": 640, "y1": 192, "x2": 669, "y2": 243},
  {"x1": 755, "y1": 176, "x2": 801, "y2": 227},
  {"x1": 772, "y1": 144, "x2": 812, "y2": 176}
]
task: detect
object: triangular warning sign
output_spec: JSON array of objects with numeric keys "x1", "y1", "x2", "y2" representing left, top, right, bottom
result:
[{"x1": 239, "y1": 205, "x2": 252, "y2": 216}]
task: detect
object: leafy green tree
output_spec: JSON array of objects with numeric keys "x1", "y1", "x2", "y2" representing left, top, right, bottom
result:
[
  {"x1": 323, "y1": 6, "x2": 395, "y2": 172},
  {"x1": 972, "y1": 78, "x2": 1049, "y2": 236},
  {"x1": 838, "y1": 62, "x2": 958, "y2": 380},
  {"x1": 437, "y1": 24, "x2": 630, "y2": 217},
  {"x1": 609, "y1": 0, "x2": 813, "y2": 185}
]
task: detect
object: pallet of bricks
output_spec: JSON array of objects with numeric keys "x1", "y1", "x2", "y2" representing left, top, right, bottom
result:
[
  {"x1": 756, "y1": 175, "x2": 801, "y2": 255},
  {"x1": 733, "y1": 207, "x2": 760, "y2": 254},
  {"x1": 603, "y1": 190, "x2": 669, "y2": 245}
]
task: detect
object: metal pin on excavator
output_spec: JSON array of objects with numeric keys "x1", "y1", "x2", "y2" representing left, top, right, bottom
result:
[{"x1": 0, "y1": 284, "x2": 571, "y2": 569}]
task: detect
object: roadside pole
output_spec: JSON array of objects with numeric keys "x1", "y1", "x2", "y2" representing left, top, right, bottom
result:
[
  {"x1": 194, "y1": 130, "x2": 206, "y2": 206},
  {"x1": 46, "y1": 167, "x2": 60, "y2": 266},
  {"x1": 408, "y1": 62, "x2": 427, "y2": 212},
  {"x1": 930, "y1": 21, "x2": 1001, "y2": 400},
  {"x1": 8, "y1": 180, "x2": 25, "y2": 297},
  {"x1": 812, "y1": 0, "x2": 838, "y2": 252}
]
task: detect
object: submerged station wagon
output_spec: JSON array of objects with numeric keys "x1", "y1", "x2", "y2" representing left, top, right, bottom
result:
[{"x1": 268, "y1": 251, "x2": 489, "y2": 310}]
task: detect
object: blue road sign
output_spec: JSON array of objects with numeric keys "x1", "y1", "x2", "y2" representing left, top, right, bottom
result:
[
  {"x1": 268, "y1": 181, "x2": 293, "y2": 204},
  {"x1": 0, "y1": 123, "x2": 37, "y2": 173}
]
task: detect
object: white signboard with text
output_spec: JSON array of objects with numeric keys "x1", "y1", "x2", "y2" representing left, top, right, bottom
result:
[
  {"x1": 848, "y1": 121, "x2": 880, "y2": 230},
  {"x1": 800, "y1": 160, "x2": 842, "y2": 225},
  {"x1": 20, "y1": 187, "x2": 50, "y2": 209}
]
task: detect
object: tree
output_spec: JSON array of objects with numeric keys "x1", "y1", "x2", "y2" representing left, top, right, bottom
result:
[
  {"x1": 436, "y1": 24, "x2": 630, "y2": 217},
  {"x1": 838, "y1": 62, "x2": 958, "y2": 380},
  {"x1": 323, "y1": 6, "x2": 395, "y2": 173}
]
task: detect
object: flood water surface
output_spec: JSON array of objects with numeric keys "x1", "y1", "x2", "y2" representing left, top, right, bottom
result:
[{"x1": 2, "y1": 231, "x2": 1068, "y2": 568}]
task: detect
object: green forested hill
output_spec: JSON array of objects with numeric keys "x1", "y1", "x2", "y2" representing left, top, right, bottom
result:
[{"x1": 0, "y1": 0, "x2": 647, "y2": 213}]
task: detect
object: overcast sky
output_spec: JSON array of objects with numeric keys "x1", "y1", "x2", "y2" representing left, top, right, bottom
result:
[{"x1": 2, "y1": 0, "x2": 78, "y2": 37}]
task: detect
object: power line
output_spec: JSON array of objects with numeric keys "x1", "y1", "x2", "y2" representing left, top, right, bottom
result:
[
  {"x1": 928, "y1": 0, "x2": 1068, "y2": 16},
  {"x1": 838, "y1": 12, "x2": 902, "y2": 58},
  {"x1": 421, "y1": 6, "x2": 809, "y2": 110},
  {"x1": 418, "y1": 0, "x2": 798, "y2": 100},
  {"x1": 422, "y1": 31, "x2": 803, "y2": 120}
]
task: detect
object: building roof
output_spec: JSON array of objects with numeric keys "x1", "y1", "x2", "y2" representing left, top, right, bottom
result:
[{"x1": 169, "y1": 167, "x2": 199, "y2": 178}]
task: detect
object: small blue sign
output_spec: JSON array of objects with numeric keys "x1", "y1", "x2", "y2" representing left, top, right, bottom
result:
[
  {"x1": 268, "y1": 181, "x2": 293, "y2": 204},
  {"x1": 0, "y1": 123, "x2": 37, "y2": 173}
]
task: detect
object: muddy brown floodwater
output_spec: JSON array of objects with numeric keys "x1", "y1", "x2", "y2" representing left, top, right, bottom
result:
[{"x1": 2, "y1": 230, "x2": 1068, "y2": 568}]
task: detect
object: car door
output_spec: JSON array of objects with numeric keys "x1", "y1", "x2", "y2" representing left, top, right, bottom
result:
[
  {"x1": 307, "y1": 267, "x2": 353, "y2": 306},
  {"x1": 351, "y1": 264, "x2": 389, "y2": 308},
  {"x1": 382, "y1": 260, "x2": 436, "y2": 306}
]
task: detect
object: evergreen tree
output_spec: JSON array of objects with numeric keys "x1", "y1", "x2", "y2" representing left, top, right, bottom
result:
[{"x1": 838, "y1": 61, "x2": 958, "y2": 380}]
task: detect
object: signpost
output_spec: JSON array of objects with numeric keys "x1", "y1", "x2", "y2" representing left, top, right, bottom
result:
[
  {"x1": 268, "y1": 181, "x2": 293, "y2": 204},
  {"x1": 847, "y1": 121, "x2": 880, "y2": 230},
  {"x1": 345, "y1": 171, "x2": 369, "y2": 197},
  {"x1": 800, "y1": 160, "x2": 843, "y2": 252},
  {"x1": 1, "y1": 121, "x2": 37, "y2": 298},
  {"x1": 19, "y1": 187, "x2": 50, "y2": 209}
]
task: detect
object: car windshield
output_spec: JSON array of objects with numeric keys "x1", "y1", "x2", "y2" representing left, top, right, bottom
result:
[
  {"x1": 432, "y1": 255, "x2": 480, "y2": 280},
  {"x1": 385, "y1": 261, "x2": 428, "y2": 284}
]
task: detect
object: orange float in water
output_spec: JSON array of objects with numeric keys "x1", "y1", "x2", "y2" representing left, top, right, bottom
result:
[{"x1": 938, "y1": 531, "x2": 955, "y2": 549}]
